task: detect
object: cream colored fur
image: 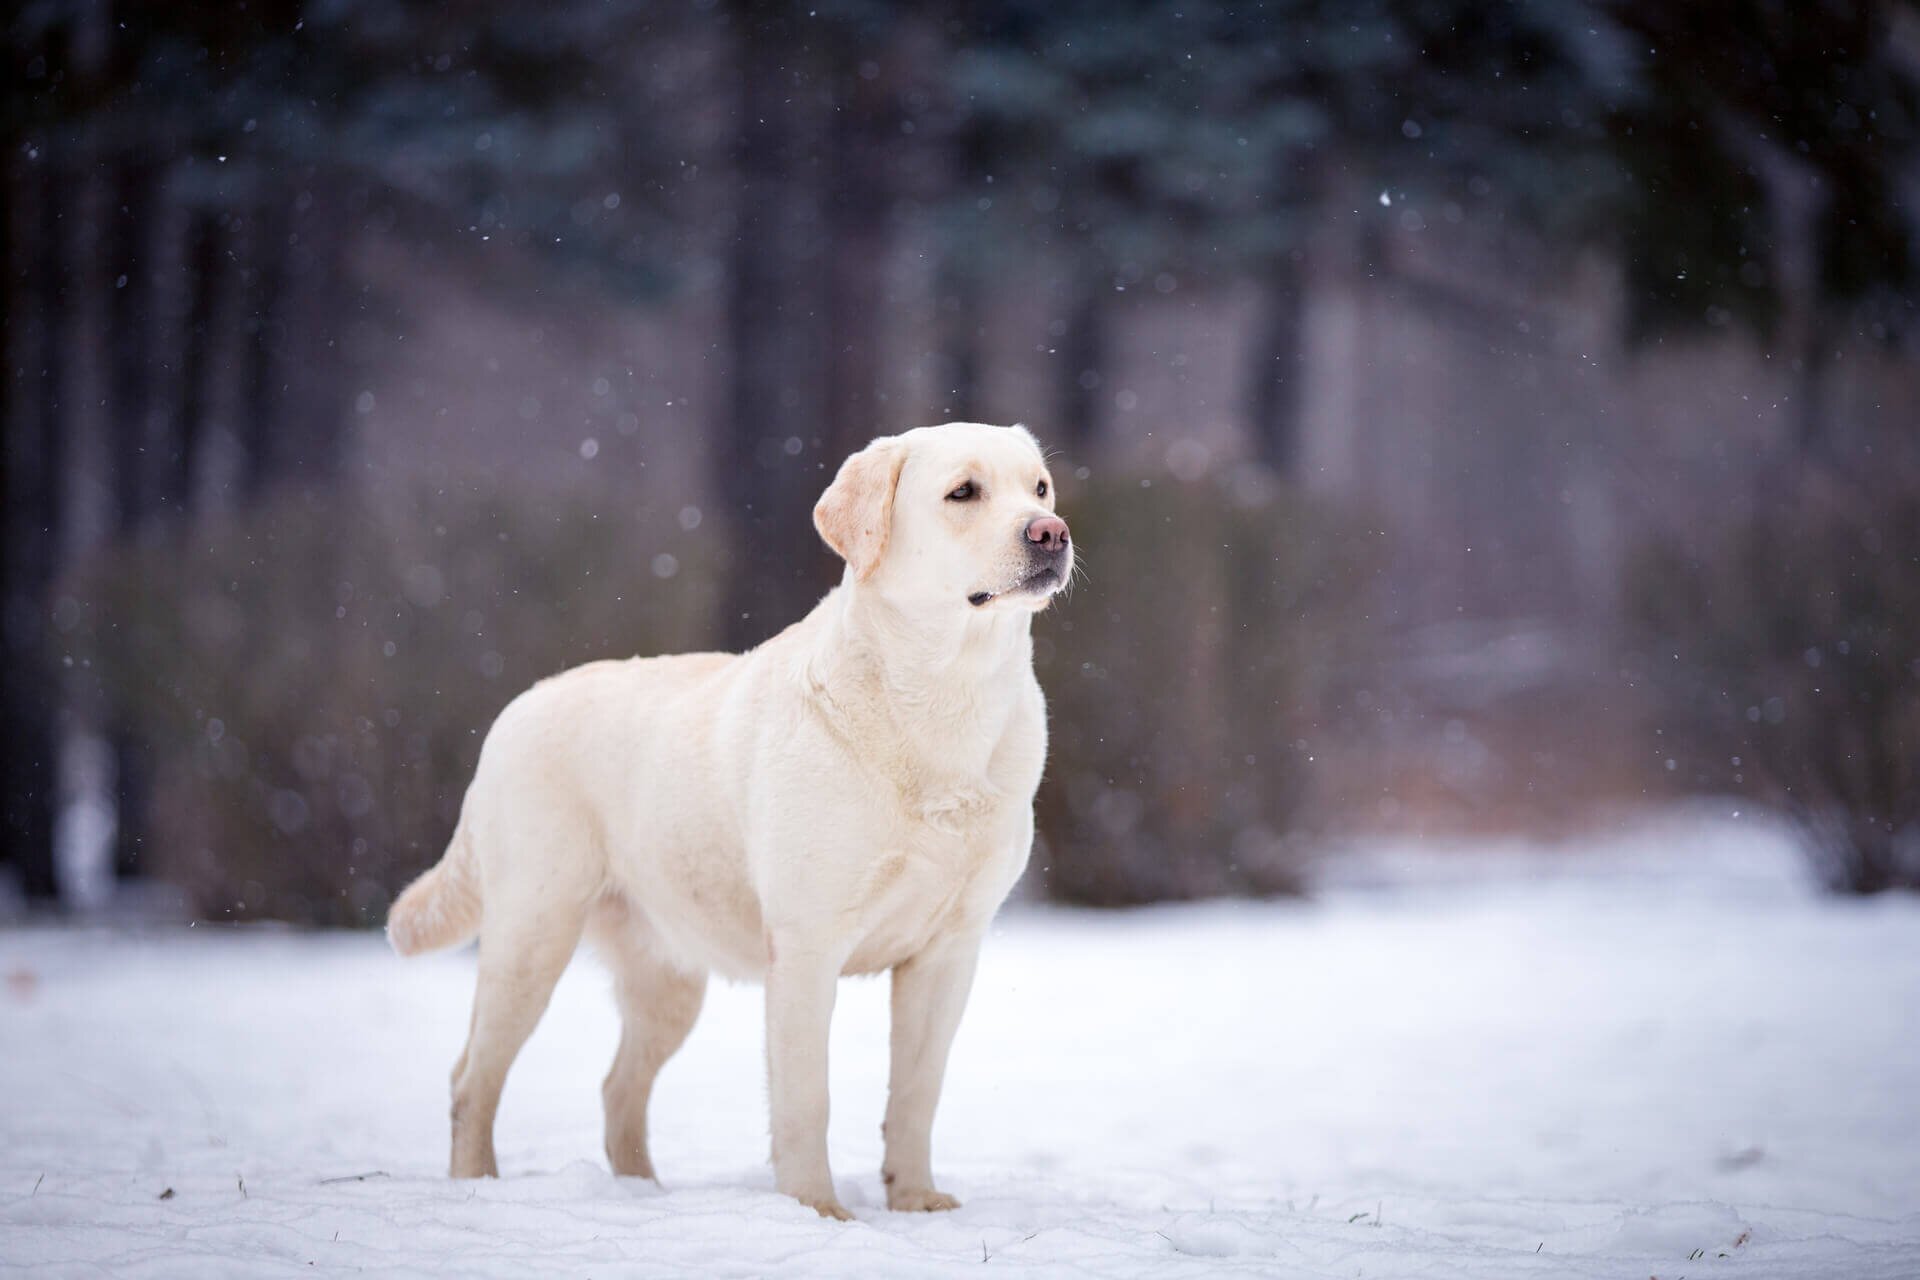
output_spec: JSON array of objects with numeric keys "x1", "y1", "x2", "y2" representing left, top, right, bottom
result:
[{"x1": 388, "y1": 422, "x2": 1070, "y2": 1219}]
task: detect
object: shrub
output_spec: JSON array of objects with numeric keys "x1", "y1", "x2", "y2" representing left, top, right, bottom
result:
[
  {"x1": 1033, "y1": 468, "x2": 1377, "y2": 904},
  {"x1": 64, "y1": 482, "x2": 716, "y2": 925},
  {"x1": 1623, "y1": 472, "x2": 1920, "y2": 892}
]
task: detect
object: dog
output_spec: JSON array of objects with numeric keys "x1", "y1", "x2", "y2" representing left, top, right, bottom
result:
[{"x1": 387, "y1": 421, "x2": 1072, "y2": 1219}]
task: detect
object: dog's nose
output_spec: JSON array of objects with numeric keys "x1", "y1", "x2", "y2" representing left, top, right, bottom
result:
[{"x1": 1025, "y1": 514, "x2": 1070, "y2": 552}]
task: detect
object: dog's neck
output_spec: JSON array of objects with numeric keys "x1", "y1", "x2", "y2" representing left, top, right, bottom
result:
[
  {"x1": 812, "y1": 579, "x2": 1032, "y2": 695},
  {"x1": 797, "y1": 579, "x2": 1035, "y2": 763}
]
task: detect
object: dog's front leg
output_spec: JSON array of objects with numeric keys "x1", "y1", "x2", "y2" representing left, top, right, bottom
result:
[
  {"x1": 881, "y1": 932, "x2": 982, "y2": 1211},
  {"x1": 765, "y1": 938, "x2": 850, "y2": 1220}
]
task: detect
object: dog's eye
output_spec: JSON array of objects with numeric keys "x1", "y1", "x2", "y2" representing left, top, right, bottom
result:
[
  {"x1": 946, "y1": 482, "x2": 976, "y2": 502},
  {"x1": 1036, "y1": 479, "x2": 1049, "y2": 498}
]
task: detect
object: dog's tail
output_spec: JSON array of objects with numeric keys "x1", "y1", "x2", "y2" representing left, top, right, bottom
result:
[{"x1": 387, "y1": 820, "x2": 482, "y2": 956}]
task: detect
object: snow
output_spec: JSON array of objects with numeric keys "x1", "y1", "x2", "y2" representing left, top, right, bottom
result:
[{"x1": 6, "y1": 824, "x2": 1920, "y2": 1277}]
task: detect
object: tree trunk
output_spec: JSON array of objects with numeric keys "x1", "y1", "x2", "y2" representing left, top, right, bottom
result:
[
  {"x1": 107, "y1": 158, "x2": 160, "y2": 882},
  {"x1": 720, "y1": 6, "x2": 833, "y2": 651},
  {"x1": 241, "y1": 199, "x2": 289, "y2": 500},
  {"x1": 0, "y1": 146, "x2": 14, "y2": 891},
  {"x1": 1, "y1": 164, "x2": 72, "y2": 902},
  {"x1": 1794, "y1": 315, "x2": 1831, "y2": 463},
  {"x1": 935, "y1": 253, "x2": 982, "y2": 422},
  {"x1": 1246, "y1": 257, "x2": 1307, "y2": 475},
  {"x1": 823, "y1": 49, "x2": 890, "y2": 461},
  {"x1": 165, "y1": 208, "x2": 221, "y2": 520},
  {"x1": 1055, "y1": 254, "x2": 1107, "y2": 455},
  {"x1": 277, "y1": 182, "x2": 351, "y2": 490},
  {"x1": 108, "y1": 160, "x2": 157, "y2": 539}
]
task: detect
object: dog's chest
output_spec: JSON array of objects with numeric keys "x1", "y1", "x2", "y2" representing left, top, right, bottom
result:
[
  {"x1": 814, "y1": 666, "x2": 1044, "y2": 974},
  {"x1": 838, "y1": 753, "x2": 1033, "y2": 975}
]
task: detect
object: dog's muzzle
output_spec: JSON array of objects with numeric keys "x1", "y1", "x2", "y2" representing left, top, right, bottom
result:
[{"x1": 969, "y1": 516, "x2": 1072, "y2": 607}]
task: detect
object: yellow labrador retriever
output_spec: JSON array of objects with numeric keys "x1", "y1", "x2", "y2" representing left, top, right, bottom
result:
[{"x1": 388, "y1": 422, "x2": 1071, "y2": 1219}]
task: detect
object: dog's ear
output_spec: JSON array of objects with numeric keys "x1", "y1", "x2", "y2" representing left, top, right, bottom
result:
[{"x1": 814, "y1": 436, "x2": 906, "y2": 580}]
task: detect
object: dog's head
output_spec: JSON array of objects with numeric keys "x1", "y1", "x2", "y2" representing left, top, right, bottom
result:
[{"x1": 814, "y1": 422, "x2": 1072, "y2": 615}]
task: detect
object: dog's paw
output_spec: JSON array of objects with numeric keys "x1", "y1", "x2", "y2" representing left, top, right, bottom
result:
[
  {"x1": 888, "y1": 1187, "x2": 961, "y2": 1213},
  {"x1": 801, "y1": 1194, "x2": 855, "y2": 1222}
]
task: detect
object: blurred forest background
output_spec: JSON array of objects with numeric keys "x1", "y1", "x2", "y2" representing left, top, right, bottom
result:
[{"x1": 3, "y1": 0, "x2": 1918, "y2": 924}]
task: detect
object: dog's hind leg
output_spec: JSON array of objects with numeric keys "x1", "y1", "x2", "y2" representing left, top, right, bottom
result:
[
  {"x1": 448, "y1": 824, "x2": 597, "y2": 1178},
  {"x1": 590, "y1": 896, "x2": 706, "y2": 1180}
]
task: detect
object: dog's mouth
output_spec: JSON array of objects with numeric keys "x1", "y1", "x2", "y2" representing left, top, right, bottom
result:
[{"x1": 967, "y1": 565, "x2": 1063, "y2": 608}]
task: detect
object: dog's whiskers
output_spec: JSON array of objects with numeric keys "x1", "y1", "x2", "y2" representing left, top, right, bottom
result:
[{"x1": 1060, "y1": 552, "x2": 1090, "y2": 602}]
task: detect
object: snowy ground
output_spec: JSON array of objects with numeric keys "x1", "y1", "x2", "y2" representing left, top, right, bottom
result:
[{"x1": 5, "y1": 817, "x2": 1920, "y2": 1277}]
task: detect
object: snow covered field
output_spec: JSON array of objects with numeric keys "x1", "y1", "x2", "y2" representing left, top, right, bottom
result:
[{"x1": 6, "y1": 819, "x2": 1920, "y2": 1277}]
